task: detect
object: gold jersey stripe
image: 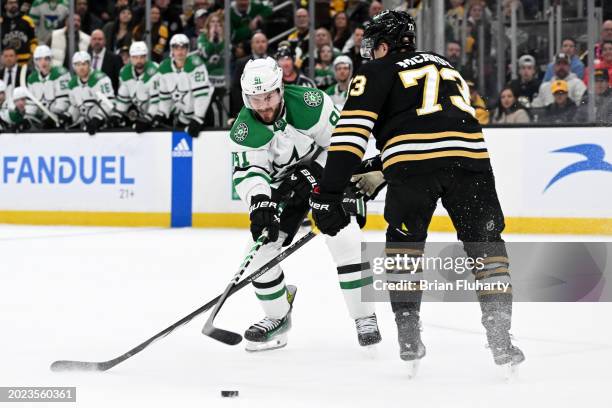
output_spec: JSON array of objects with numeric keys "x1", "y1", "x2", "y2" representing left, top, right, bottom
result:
[
  {"x1": 384, "y1": 131, "x2": 484, "y2": 150},
  {"x1": 482, "y1": 256, "x2": 510, "y2": 264},
  {"x1": 474, "y1": 268, "x2": 510, "y2": 280},
  {"x1": 382, "y1": 150, "x2": 490, "y2": 169},
  {"x1": 329, "y1": 145, "x2": 365, "y2": 158},
  {"x1": 340, "y1": 110, "x2": 379, "y2": 120},
  {"x1": 332, "y1": 127, "x2": 371, "y2": 137},
  {"x1": 478, "y1": 288, "x2": 513, "y2": 296}
]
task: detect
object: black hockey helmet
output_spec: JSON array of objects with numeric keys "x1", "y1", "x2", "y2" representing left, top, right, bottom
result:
[{"x1": 361, "y1": 10, "x2": 416, "y2": 58}]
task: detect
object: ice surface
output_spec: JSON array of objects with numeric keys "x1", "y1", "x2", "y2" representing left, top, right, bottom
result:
[{"x1": 1, "y1": 225, "x2": 611, "y2": 407}]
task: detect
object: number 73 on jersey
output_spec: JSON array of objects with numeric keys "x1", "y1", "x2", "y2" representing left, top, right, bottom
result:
[{"x1": 349, "y1": 64, "x2": 476, "y2": 118}]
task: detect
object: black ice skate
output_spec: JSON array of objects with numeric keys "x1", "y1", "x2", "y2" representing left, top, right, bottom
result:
[
  {"x1": 486, "y1": 329, "x2": 525, "y2": 379},
  {"x1": 355, "y1": 313, "x2": 382, "y2": 347},
  {"x1": 395, "y1": 311, "x2": 426, "y2": 378},
  {"x1": 244, "y1": 285, "x2": 297, "y2": 352}
]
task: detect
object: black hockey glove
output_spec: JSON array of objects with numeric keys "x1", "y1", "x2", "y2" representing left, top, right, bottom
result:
[
  {"x1": 57, "y1": 113, "x2": 72, "y2": 127},
  {"x1": 152, "y1": 114, "x2": 167, "y2": 129},
  {"x1": 309, "y1": 187, "x2": 350, "y2": 236},
  {"x1": 249, "y1": 194, "x2": 280, "y2": 243},
  {"x1": 134, "y1": 116, "x2": 152, "y2": 133},
  {"x1": 187, "y1": 118, "x2": 203, "y2": 138},
  {"x1": 15, "y1": 119, "x2": 32, "y2": 133},
  {"x1": 42, "y1": 116, "x2": 59, "y2": 129},
  {"x1": 86, "y1": 117, "x2": 102, "y2": 135},
  {"x1": 341, "y1": 189, "x2": 367, "y2": 229},
  {"x1": 277, "y1": 166, "x2": 319, "y2": 207}
]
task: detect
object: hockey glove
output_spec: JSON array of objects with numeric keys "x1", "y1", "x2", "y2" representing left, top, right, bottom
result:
[
  {"x1": 187, "y1": 118, "x2": 203, "y2": 138},
  {"x1": 134, "y1": 116, "x2": 152, "y2": 133},
  {"x1": 42, "y1": 116, "x2": 59, "y2": 129},
  {"x1": 350, "y1": 171, "x2": 386, "y2": 200},
  {"x1": 15, "y1": 119, "x2": 32, "y2": 133},
  {"x1": 277, "y1": 166, "x2": 319, "y2": 207},
  {"x1": 57, "y1": 113, "x2": 72, "y2": 127},
  {"x1": 86, "y1": 117, "x2": 102, "y2": 135},
  {"x1": 309, "y1": 187, "x2": 350, "y2": 236},
  {"x1": 341, "y1": 189, "x2": 367, "y2": 229},
  {"x1": 249, "y1": 194, "x2": 280, "y2": 243},
  {"x1": 152, "y1": 114, "x2": 167, "y2": 129}
]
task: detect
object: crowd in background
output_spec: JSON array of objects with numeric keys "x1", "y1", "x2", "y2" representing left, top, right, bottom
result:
[{"x1": 1, "y1": 0, "x2": 612, "y2": 128}]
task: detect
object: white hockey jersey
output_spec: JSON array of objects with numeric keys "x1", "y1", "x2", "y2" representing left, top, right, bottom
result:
[
  {"x1": 67, "y1": 70, "x2": 116, "y2": 123},
  {"x1": 116, "y1": 60, "x2": 160, "y2": 119},
  {"x1": 26, "y1": 65, "x2": 71, "y2": 119},
  {"x1": 158, "y1": 54, "x2": 212, "y2": 124},
  {"x1": 229, "y1": 85, "x2": 340, "y2": 204}
]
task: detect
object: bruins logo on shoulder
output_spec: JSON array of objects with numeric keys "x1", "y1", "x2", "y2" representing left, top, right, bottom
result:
[
  {"x1": 303, "y1": 90, "x2": 323, "y2": 107},
  {"x1": 233, "y1": 122, "x2": 249, "y2": 142}
]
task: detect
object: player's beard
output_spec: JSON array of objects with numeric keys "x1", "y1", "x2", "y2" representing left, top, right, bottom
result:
[{"x1": 254, "y1": 100, "x2": 283, "y2": 125}]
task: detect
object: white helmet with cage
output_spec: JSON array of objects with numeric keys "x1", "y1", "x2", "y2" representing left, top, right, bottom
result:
[{"x1": 240, "y1": 57, "x2": 284, "y2": 110}]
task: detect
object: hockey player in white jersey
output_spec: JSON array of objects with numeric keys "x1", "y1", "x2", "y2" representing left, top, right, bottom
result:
[
  {"x1": 62, "y1": 51, "x2": 119, "y2": 135},
  {"x1": 26, "y1": 45, "x2": 71, "y2": 128},
  {"x1": 116, "y1": 41, "x2": 160, "y2": 133},
  {"x1": 157, "y1": 34, "x2": 212, "y2": 138},
  {"x1": 229, "y1": 57, "x2": 380, "y2": 352},
  {"x1": 0, "y1": 86, "x2": 31, "y2": 132}
]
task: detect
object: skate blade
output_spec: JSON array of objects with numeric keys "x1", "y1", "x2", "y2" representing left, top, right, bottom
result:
[
  {"x1": 245, "y1": 334, "x2": 288, "y2": 353},
  {"x1": 502, "y1": 362, "x2": 521, "y2": 382},
  {"x1": 406, "y1": 359, "x2": 420, "y2": 379},
  {"x1": 363, "y1": 344, "x2": 378, "y2": 359}
]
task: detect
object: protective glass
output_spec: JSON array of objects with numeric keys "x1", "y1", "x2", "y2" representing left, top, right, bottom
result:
[{"x1": 247, "y1": 90, "x2": 281, "y2": 110}]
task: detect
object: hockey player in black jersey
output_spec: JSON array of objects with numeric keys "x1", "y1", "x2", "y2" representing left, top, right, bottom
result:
[{"x1": 309, "y1": 10, "x2": 524, "y2": 374}]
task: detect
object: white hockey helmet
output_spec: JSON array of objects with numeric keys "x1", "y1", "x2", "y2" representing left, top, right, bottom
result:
[
  {"x1": 333, "y1": 55, "x2": 353, "y2": 74},
  {"x1": 170, "y1": 34, "x2": 190, "y2": 48},
  {"x1": 72, "y1": 51, "x2": 91, "y2": 66},
  {"x1": 129, "y1": 41, "x2": 148, "y2": 57},
  {"x1": 0, "y1": 79, "x2": 6, "y2": 93},
  {"x1": 12, "y1": 86, "x2": 29, "y2": 101},
  {"x1": 33, "y1": 44, "x2": 53, "y2": 60},
  {"x1": 241, "y1": 57, "x2": 284, "y2": 109}
]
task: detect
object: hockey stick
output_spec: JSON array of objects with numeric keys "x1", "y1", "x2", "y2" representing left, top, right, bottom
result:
[
  {"x1": 23, "y1": 88, "x2": 60, "y2": 126},
  {"x1": 202, "y1": 201, "x2": 290, "y2": 345},
  {"x1": 49, "y1": 230, "x2": 317, "y2": 372}
]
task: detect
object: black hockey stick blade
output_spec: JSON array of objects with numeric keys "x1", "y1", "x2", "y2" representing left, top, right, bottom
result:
[
  {"x1": 202, "y1": 326, "x2": 243, "y2": 346},
  {"x1": 50, "y1": 230, "x2": 317, "y2": 372}
]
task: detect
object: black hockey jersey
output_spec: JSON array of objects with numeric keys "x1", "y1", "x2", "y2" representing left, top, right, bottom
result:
[{"x1": 322, "y1": 50, "x2": 491, "y2": 193}]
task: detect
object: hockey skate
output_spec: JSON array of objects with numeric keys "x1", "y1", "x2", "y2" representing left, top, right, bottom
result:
[
  {"x1": 486, "y1": 330, "x2": 525, "y2": 380},
  {"x1": 355, "y1": 314, "x2": 382, "y2": 347},
  {"x1": 395, "y1": 311, "x2": 426, "y2": 378},
  {"x1": 244, "y1": 285, "x2": 297, "y2": 352}
]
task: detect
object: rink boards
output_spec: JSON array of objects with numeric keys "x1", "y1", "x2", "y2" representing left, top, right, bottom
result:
[{"x1": 0, "y1": 127, "x2": 610, "y2": 234}]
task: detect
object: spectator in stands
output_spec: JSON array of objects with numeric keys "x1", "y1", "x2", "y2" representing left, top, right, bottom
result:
[
  {"x1": 343, "y1": 25, "x2": 365, "y2": 73},
  {"x1": 230, "y1": 32, "x2": 269, "y2": 119},
  {"x1": 591, "y1": 20, "x2": 612, "y2": 63},
  {"x1": 132, "y1": 5, "x2": 168, "y2": 62},
  {"x1": 543, "y1": 38, "x2": 584, "y2": 82},
  {"x1": 302, "y1": 27, "x2": 339, "y2": 73},
  {"x1": 576, "y1": 68, "x2": 612, "y2": 124},
  {"x1": 102, "y1": 5, "x2": 134, "y2": 53},
  {"x1": 1, "y1": 0, "x2": 38, "y2": 66},
  {"x1": 325, "y1": 55, "x2": 352, "y2": 110},
  {"x1": 445, "y1": 41, "x2": 463, "y2": 70},
  {"x1": 1, "y1": 47, "x2": 29, "y2": 100},
  {"x1": 491, "y1": 86, "x2": 530, "y2": 124},
  {"x1": 332, "y1": 12, "x2": 351, "y2": 51},
  {"x1": 502, "y1": 0, "x2": 524, "y2": 20},
  {"x1": 156, "y1": 0, "x2": 183, "y2": 39},
  {"x1": 275, "y1": 45, "x2": 316, "y2": 88},
  {"x1": 230, "y1": 0, "x2": 272, "y2": 45},
  {"x1": 183, "y1": 0, "x2": 218, "y2": 40},
  {"x1": 50, "y1": 14, "x2": 90, "y2": 69},
  {"x1": 76, "y1": 0, "x2": 103, "y2": 35},
  {"x1": 584, "y1": 41, "x2": 612, "y2": 88},
  {"x1": 88, "y1": 29, "x2": 123, "y2": 92},
  {"x1": 288, "y1": 8, "x2": 310, "y2": 66},
  {"x1": 467, "y1": 79, "x2": 489, "y2": 125},
  {"x1": 539, "y1": 80, "x2": 577, "y2": 124},
  {"x1": 29, "y1": 0, "x2": 69, "y2": 44},
  {"x1": 446, "y1": 0, "x2": 465, "y2": 42},
  {"x1": 369, "y1": 1, "x2": 384, "y2": 17},
  {"x1": 197, "y1": 10, "x2": 225, "y2": 128},
  {"x1": 532, "y1": 53, "x2": 586, "y2": 108},
  {"x1": 314, "y1": 44, "x2": 336, "y2": 90},
  {"x1": 508, "y1": 54, "x2": 541, "y2": 106}
]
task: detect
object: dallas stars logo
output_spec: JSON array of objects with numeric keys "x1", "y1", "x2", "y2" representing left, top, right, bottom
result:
[
  {"x1": 233, "y1": 122, "x2": 249, "y2": 142},
  {"x1": 303, "y1": 90, "x2": 322, "y2": 107}
]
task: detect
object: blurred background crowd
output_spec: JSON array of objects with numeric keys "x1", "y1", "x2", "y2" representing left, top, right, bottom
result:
[{"x1": 1, "y1": 0, "x2": 612, "y2": 127}]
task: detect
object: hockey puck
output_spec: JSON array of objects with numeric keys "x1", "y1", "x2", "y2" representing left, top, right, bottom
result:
[{"x1": 221, "y1": 390, "x2": 239, "y2": 398}]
